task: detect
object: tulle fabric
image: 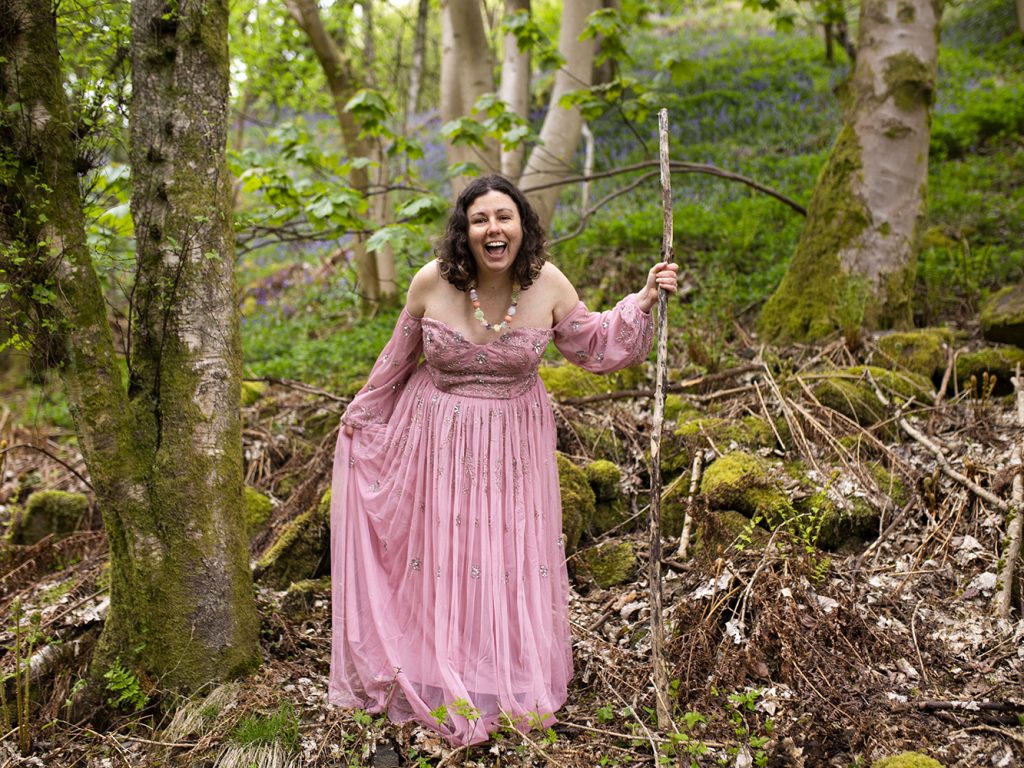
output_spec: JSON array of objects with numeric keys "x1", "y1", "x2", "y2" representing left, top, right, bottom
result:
[{"x1": 330, "y1": 293, "x2": 652, "y2": 746}]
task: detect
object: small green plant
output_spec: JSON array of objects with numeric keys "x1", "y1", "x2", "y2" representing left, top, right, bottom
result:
[
  {"x1": 230, "y1": 700, "x2": 300, "y2": 753},
  {"x1": 831, "y1": 274, "x2": 871, "y2": 351},
  {"x1": 103, "y1": 658, "x2": 149, "y2": 713},
  {"x1": 2, "y1": 599, "x2": 43, "y2": 755}
]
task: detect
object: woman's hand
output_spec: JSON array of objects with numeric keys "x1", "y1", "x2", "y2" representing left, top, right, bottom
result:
[
  {"x1": 637, "y1": 261, "x2": 680, "y2": 312},
  {"x1": 344, "y1": 424, "x2": 355, "y2": 437}
]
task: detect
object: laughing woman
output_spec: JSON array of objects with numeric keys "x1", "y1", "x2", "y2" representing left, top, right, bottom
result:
[{"x1": 329, "y1": 174, "x2": 678, "y2": 745}]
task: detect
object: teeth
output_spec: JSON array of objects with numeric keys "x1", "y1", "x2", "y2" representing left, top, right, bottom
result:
[{"x1": 486, "y1": 241, "x2": 506, "y2": 248}]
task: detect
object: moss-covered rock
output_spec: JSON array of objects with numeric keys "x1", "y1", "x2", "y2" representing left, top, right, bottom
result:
[
  {"x1": 694, "y1": 509, "x2": 769, "y2": 555},
  {"x1": 540, "y1": 363, "x2": 643, "y2": 399},
  {"x1": 876, "y1": 328, "x2": 951, "y2": 379},
  {"x1": 955, "y1": 346, "x2": 1024, "y2": 396},
  {"x1": 244, "y1": 487, "x2": 273, "y2": 541},
  {"x1": 807, "y1": 365, "x2": 933, "y2": 427},
  {"x1": 8, "y1": 490, "x2": 88, "y2": 545},
  {"x1": 281, "y1": 576, "x2": 330, "y2": 618},
  {"x1": 663, "y1": 415, "x2": 776, "y2": 476},
  {"x1": 557, "y1": 453, "x2": 593, "y2": 554},
  {"x1": 867, "y1": 461, "x2": 910, "y2": 507},
  {"x1": 700, "y1": 452, "x2": 795, "y2": 528},
  {"x1": 241, "y1": 380, "x2": 267, "y2": 407},
  {"x1": 578, "y1": 541, "x2": 638, "y2": 588},
  {"x1": 871, "y1": 751, "x2": 944, "y2": 768},
  {"x1": 584, "y1": 460, "x2": 629, "y2": 537},
  {"x1": 980, "y1": 283, "x2": 1024, "y2": 348},
  {"x1": 255, "y1": 490, "x2": 330, "y2": 589}
]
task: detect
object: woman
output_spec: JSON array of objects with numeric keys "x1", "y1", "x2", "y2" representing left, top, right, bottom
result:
[{"x1": 330, "y1": 174, "x2": 678, "y2": 746}]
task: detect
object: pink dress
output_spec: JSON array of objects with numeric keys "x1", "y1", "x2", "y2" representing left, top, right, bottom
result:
[{"x1": 329, "y1": 292, "x2": 653, "y2": 746}]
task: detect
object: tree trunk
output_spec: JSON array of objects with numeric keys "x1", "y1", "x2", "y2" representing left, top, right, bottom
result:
[
  {"x1": 440, "y1": 0, "x2": 501, "y2": 195},
  {"x1": 284, "y1": 0, "x2": 387, "y2": 307},
  {"x1": 406, "y1": 0, "x2": 430, "y2": 125},
  {"x1": 1018, "y1": 0, "x2": 1024, "y2": 36},
  {"x1": 499, "y1": 0, "x2": 531, "y2": 182},
  {"x1": 758, "y1": 0, "x2": 939, "y2": 344},
  {"x1": 1, "y1": 0, "x2": 260, "y2": 697},
  {"x1": 114, "y1": 0, "x2": 260, "y2": 690},
  {"x1": 520, "y1": 0, "x2": 599, "y2": 231}
]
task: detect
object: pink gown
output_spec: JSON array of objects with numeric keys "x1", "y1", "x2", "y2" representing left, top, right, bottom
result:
[{"x1": 329, "y1": 292, "x2": 653, "y2": 746}]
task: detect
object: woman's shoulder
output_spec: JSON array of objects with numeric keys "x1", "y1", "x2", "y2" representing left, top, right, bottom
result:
[
  {"x1": 406, "y1": 259, "x2": 441, "y2": 317},
  {"x1": 535, "y1": 262, "x2": 580, "y2": 325}
]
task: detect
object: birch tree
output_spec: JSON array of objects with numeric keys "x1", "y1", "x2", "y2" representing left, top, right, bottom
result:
[
  {"x1": 284, "y1": 0, "x2": 397, "y2": 305},
  {"x1": 758, "y1": 0, "x2": 941, "y2": 343},
  {"x1": 499, "y1": 0, "x2": 531, "y2": 180},
  {"x1": 0, "y1": 0, "x2": 260, "y2": 694},
  {"x1": 519, "y1": 0, "x2": 599, "y2": 229}
]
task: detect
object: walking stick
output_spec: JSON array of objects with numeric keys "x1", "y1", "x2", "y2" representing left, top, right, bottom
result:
[{"x1": 648, "y1": 108, "x2": 673, "y2": 730}]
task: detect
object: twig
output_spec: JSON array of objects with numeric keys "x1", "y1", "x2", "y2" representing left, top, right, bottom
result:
[
  {"x1": 675, "y1": 450, "x2": 703, "y2": 560},
  {"x1": 645, "y1": 107, "x2": 672, "y2": 731},
  {"x1": 0, "y1": 443, "x2": 93, "y2": 490},
  {"x1": 996, "y1": 363, "x2": 1024, "y2": 618},
  {"x1": 865, "y1": 372, "x2": 1010, "y2": 512},
  {"x1": 245, "y1": 376, "x2": 347, "y2": 403}
]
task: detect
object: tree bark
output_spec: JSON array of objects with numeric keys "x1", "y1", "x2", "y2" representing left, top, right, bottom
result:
[
  {"x1": 499, "y1": 0, "x2": 531, "y2": 181},
  {"x1": 1, "y1": 0, "x2": 260, "y2": 696},
  {"x1": 406, "y1": 0, "x2": 430, "y2": 125},
  {"x1": 284, "y1": 0, "x2": 390, "y2": 306},
  {"x1": 1018, "y1": 0, "x2": 1024, "y2": 37},
  {"x1": 520, "y1": 0, "x2": 599, "y2": 231},
  {"x1": 440, "y1": 0, "x2": 501, "y2": 195},
  {"x1": 758, "y1": 0, "x2": 939, "y2": 344}
]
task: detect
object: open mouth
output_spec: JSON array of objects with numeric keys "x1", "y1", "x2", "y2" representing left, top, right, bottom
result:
[{"x1": 485, "y1": 240, "x2": 508, "y2": 256}]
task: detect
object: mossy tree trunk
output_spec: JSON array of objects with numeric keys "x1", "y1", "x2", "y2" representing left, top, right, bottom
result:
[
  {"x1": 1, "y1": 0, "x2": 260, "y2": 697},
  {"x1": 758, "y1": 0, "x2": 941, "y2": 344}
]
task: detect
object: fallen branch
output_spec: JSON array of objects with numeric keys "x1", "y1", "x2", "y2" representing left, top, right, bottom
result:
[
  {"x1": 555, "y1": 363, "x2": 764, "y2": 406},
  {"x1": 675, "y1": 450, "x2": 703, "y2": 560},
  {"x1": 995, "y1": 363, "x2": 1023, "y2": 618}
]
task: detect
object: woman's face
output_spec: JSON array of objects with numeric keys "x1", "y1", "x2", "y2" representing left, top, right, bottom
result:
[{"x1": 465, "y1": 190, "x2": 523, "y2": 279}]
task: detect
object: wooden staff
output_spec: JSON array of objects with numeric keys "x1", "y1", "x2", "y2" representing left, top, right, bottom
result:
[{"x1": 647, "y1": 108, "x2": 673, "y2": 730}]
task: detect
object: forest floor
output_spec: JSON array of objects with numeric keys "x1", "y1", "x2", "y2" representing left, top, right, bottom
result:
[{"x1": 2, "y1": 330, "x2": 1023, "y2": 768}]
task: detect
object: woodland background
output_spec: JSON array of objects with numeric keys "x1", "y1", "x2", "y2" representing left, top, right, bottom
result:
[{"x1": 1, "y1": 0, "x2": 1023, "y2": 766}]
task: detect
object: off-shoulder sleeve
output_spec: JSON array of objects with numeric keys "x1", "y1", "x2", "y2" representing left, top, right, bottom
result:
[
  {"x1": 341, "y1": 308, "x2": 423, "y2": 428},
  {"x1": 552, "y1": 292, "x2": 653, "y2": 373}
]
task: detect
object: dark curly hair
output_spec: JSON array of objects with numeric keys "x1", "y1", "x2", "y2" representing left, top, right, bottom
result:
[{"x1": 436, "y1": 174, "x2": 546, "y2": 292}]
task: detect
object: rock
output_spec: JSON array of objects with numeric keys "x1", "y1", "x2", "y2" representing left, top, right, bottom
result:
[
  {"x1": 244, "y1": 487, "x2": 273, "y2": 541},
  {"x1": 980, "y1": 283, "x2": 1024, "y2": 348},
  {"x1": 663, "y1": 415, "x2": 777, "y2": 476},
  {"x1": 557, "y1": 453, "x2": 594, "y2": 554},
  {"x1": 584, "y1": 460, "x2": 629, "y2": 536},
  {"x1": 539, "y1": 363, "x2": 644, "y2": 400},
  {"x1": 875, "y1": 328, "x2": 952, "y2": 379},
  {"x1": 700, "y1": 452, "x2": 795, "y2": 529},
  {"x1": 578, "y1": 541, "x2": 638, "y2": 588},
  {"x1": 807, "y1": 365, "x2": 933, "y2": 429},
  {"x1": 8, "y1": 490, "x2": 88, "y2": 545},
  {"x1": 255, "y1": 490, "x2": 330, "y2": 589},
  {"x1": 281, "y1": 576, "x2": 330, "y2": 618},
  {"x1": 871, "y1": 752, "x2": 944, "y2": 768},
  {"x1": 955, "y1": 346, "x2": 1024, "y2": 396},
  {"x1": 694, "y1": 509, "x2": 769, "y2": 555}
]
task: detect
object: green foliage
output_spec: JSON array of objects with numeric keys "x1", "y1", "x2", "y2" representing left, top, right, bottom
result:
[
  {"x1": 103, "y1": 658, "x2": 149, "y2": 713},
  {"x1": 230, "y1": 701, "x2": 301, "y2": 752}
]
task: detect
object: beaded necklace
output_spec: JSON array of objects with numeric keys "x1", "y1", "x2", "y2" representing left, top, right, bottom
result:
[{"x1": 468, "y1": 281, "x2": 520, "y2": 333}]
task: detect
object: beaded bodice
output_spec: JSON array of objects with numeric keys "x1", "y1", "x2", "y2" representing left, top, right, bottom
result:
[{"x1": 421, "y1": 317, "x2": 551, "y2": 399}]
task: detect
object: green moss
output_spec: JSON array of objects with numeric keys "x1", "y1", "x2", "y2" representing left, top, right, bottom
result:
[
  {"x1": 244, "y1": 487, "x2": 273, "y2": 540},
  {"x1": 980, "y1": 283, "x2": 1024, "y2": 347},
  {"x1": 872, "y1": 752, "x2": 944, "y2": 768},
  {"x1": 585, "y1": 460, "x2": 621, "y2": 501},
  {"x1": 665, "y1": 415, "x2": 776, "y2": 476},
  {"x1": 281, "y1": 576, "x2": 330, "y2": 618},
  {"x1": 255, "y1": 490, "x2": 330, "y2": 589},
  {"x1": 808, "y1": 365, "x2": 933, "y2": 427},
  {"x1": 956, "y1": 346, "x2": 1024, "y2": 395},
  {"x1": 578, "y1": 541, "x2": 638, "y2": 588},
  {"x1": 758, "y1": 124, "x2": 869, "y2": 343},
  {"x1": 240, "y1": 381, "x2": 266, "y2": 407},
  {"x1": 867, "y1": 461, "x2": 910, "y2": 507},
  {"x1": 884, "y1": 52, "x2": 934, "y2": 111},
  {"x1": 876, "y1": 328, "x2": 951, "y2": 379},
  {"x1": 700, "y1": 452, "x2": 796, "y2": 527},
  {"x1": 693, "y1": 509, "x2": 769, "y2": 555},
  {"x1": 664, "y1": 394, "x2": 686, "y2": 421},
  {"x1": 9, "y1": 490, "x2": 88, "y2": 545},
  {"x1": 557, "y1": 453, "x2": 594, "y2": 554},
  {"x1": 540, "y1": 365, "x2": 614, "y2": 399}
]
